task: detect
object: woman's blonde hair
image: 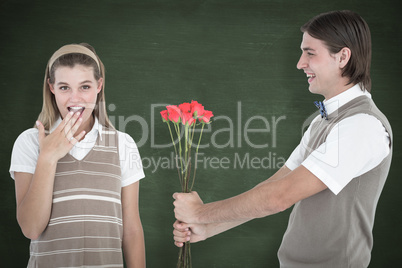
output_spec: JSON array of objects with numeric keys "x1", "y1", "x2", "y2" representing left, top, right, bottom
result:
[{"x1": 36, "y1": 43, "x2": 114, "y2": 130}]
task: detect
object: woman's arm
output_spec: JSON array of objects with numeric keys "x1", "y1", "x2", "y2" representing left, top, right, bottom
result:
[
  {"x1": 121, "y1": 181, "x2": 146, "y2": 268},
  {"x1": 15, "y1": 113, "x2": 84, "y2": 240},
  {"x1": 15, "y1": 159, "x2": 57, "y2": 240}
]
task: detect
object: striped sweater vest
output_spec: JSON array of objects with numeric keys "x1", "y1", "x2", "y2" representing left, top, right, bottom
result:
[
  {"x1": 28, "y1": 128, "x2": 124, "y2": 268},
  {"x1": 278, "y1": 96, "x2": 393, "y2": 267}
]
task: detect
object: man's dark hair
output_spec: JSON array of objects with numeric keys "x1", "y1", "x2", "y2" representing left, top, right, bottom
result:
[{"x1": 301, "y1": 10, "x2": 372, "y2": 91}]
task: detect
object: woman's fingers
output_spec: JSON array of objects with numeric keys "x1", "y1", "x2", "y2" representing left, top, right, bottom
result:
[
  {"x1": 36, "y1": 121, "x2": 46, "y2": 144},
  {"x1": 55, "y1": 111, "x2": 74, "y2": 132},
  {"x1": 63, "y1": 112, "x2": 82, "y2": 140},
  {"x1": 68, "y1": 116, "x2": 83, "y2": 140},
  {"x1": 70, "y1": 130, "x2": 86, "y2": 145}
]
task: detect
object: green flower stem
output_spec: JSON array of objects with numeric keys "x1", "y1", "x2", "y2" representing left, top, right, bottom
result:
[
  {"x1": 190, "y1": 123, "x2": 205, "y2": 191},
  {"x1": 174, "y1": 123, "x2": 184, "y2": 182},
  {"x1": 173, "y1": 120, "x2": 205, "y2": 268},
  {"x1": 184, "y1": 124, "x2": 190, "y2": 192},
  {"x1": 187, "y1": 122, "x2": 196, "y2": 165},
  {"x1": 167, "y1": 122, "x2": 182, "y2": 184},
  {"x1": 177, "y1": 242, "x2": 192, "y2": 268},
  {"x1": 167, "y1": 122, "x2": 178, "y2": 157}
]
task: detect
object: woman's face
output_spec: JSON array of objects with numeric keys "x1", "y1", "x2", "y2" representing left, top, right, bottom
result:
[{"x1": 49, "y1": 64, "x2": 102, "y2": 132}]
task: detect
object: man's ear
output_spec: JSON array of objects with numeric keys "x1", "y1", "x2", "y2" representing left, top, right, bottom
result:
[
  {"x1": 48, "y1": 78, "x2": 55, "y2": 94},
  {"x1": 339, "y1": 47, "x2": 351, "y2": 68}
]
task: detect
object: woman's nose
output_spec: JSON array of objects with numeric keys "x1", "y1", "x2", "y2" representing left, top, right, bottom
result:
[{"x1": 69, "y1": 89, "x2": 81, "y2": 101}]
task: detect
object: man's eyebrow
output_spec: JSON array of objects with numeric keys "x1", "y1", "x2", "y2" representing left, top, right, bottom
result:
[{"x1": 301, "y1": 47, "x2": 316, "y2": 52}]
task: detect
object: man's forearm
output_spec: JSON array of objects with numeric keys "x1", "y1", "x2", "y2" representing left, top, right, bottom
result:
[
  {"x1": 195, "y1": 165, "x2": 325, "y2": 224},
  {"x1": 206, "y1": 219, "x2": 250, "y2": 238},
  {"x1": 197, "y1": 181, "x2": 283, "y2": 223},
  {"x1": 173, "y1": 166, "x2": 294, "y2": 224}
]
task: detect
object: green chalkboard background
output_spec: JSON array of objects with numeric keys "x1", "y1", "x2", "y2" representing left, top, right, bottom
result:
[{"x1": 1, "y1": 0, "x2": 400, "y2": 267}]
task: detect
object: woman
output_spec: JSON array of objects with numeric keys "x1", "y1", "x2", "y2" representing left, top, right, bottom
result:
[{"x1": 10, "y1": 43, "x2": 146, "y2": 267}]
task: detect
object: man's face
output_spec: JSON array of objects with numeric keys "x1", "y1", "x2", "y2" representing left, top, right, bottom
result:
[{"x1": 297, "y1": 32, "x2": 345, "y2": 99}]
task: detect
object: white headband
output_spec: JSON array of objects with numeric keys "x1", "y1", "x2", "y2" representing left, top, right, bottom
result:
[{"x1": 48, "y1": 44, "x2": 100, "y2": 72}]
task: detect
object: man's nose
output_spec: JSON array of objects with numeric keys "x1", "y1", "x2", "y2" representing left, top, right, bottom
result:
[{"x1": 296, "y1": 54, "x2": 307, "y2": 70}]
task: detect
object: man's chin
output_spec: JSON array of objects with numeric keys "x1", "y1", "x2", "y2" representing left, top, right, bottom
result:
[{"x1": 308, "y1": 85, "x2": 322, "y2": 96}]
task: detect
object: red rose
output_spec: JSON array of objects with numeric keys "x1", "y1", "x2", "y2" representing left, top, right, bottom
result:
[
  {"x1": 181, "y1": 111, "x2": 195, "y2": 126},
  {"x1": 160, "y1": 110, "x2": 168, "y2": 122},
  {"x1": 190, "y1": 100, "x2": 204, "y2": 118},
  {"x1": 199, "y1": 110, "x2": 213, "y2": 123},
  {"x1": 179, "y1": 102, "x2": 191, "y2": 113},
  {"x1": 167, "y1": 105, "x2": 181, "y2": 123}
]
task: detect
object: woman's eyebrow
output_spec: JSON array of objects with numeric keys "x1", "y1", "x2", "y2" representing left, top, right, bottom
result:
[
  {"x1": 56, "y1": 81, "x2": 69, "y2": 86},
  {"x1": 79, "y1": 80, "x2": 93, "y2": 84}
]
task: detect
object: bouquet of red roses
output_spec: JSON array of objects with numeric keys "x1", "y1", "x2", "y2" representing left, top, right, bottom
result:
[{"x1": 160, "y1": 100, "x2": 213, "y2": 268}]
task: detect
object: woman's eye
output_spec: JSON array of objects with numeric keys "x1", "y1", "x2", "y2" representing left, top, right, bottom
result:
[
  {"x1": 60, "y1": 86, "x2": 69, "y2": 90},
  {"x1": 82, "y1": 85, "x2": 90, "y2": 90}
]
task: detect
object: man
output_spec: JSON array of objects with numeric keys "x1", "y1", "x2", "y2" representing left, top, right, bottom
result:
[{"x1": 173, "y1": 10, "x2": 392, "y2": 267}]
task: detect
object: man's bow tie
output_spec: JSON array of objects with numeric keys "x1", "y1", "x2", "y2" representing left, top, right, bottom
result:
[{"x1": 314, "y1": 101, "x2": 328, "y2": 120}]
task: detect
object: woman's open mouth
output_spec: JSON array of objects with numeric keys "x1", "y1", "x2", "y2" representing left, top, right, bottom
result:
[{"x1": 68, "y1": 106, "x2": 85, "y2": 117}]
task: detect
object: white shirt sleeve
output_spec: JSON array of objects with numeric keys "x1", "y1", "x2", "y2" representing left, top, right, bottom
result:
[
  {"x1": 9, "y1": 128, "x2": 40, "y2": 179},
  {"x1": 117, "y1": 131, "x2": 145, "y2": 187},
  {"x1": 285, "y1": 117, "x2": 318, "y2": 170},
  {"x1": 302, "y1": 114, "x2": 390, "y2": 195},
  {"x1": 10, "y1": 127, "x2": 146, "y2": 188}
]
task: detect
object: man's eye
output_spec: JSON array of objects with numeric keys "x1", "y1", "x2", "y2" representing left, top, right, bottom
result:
[{"x1": 307, "y1": 52, "x2": 314, "y2": 56}]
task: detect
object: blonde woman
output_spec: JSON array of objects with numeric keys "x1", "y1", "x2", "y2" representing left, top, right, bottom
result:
[{"x1": 10, "y1": 43, "x2": 146, "y2": 267}]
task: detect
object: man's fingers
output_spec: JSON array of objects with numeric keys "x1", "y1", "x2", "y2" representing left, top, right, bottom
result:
[
  {"x1": 173, "y1": 229, "x2": 190, "y2": 238},
  {"x1": 174, "y1": 234, "x2": 190, "y2": 244},
  {"x1": 173, "y1": 220, "x2": 189, "y2": 231},
  {"x1": 174, "y1": 241, "x2": 184, "y2": 248},
  {"x1": 173, "y1": 229, "x2": 191, "y2": 246},
  {"x1": 173, "y1": 220, "x2": 191, "y2": 246},
  {"x1": 173, "y1": 191, "x2": 199, "y2": 199}
]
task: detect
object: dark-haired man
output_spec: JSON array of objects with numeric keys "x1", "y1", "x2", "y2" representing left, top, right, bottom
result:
[{"x1": 173, "y1": 10, "x2": 392, "y2": 267}]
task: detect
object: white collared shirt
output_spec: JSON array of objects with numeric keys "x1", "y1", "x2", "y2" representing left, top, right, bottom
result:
[
  {"x1": 286, "y1": 84, "x2": 391, "y2": 195},
  {"x1": 10, "y1": 117, "x2": 145, "y2": 187}
]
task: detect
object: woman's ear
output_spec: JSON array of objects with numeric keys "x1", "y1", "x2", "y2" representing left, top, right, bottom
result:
[
  {"x1": 48, "y1": 78, "x2": 55, "y2": 94},
  {"x1": 97, "y1": 78, "x2": 103, "y2": 94},
  {"x1": 339, "y1": 47, "x2": 351, "y2": 68}
]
